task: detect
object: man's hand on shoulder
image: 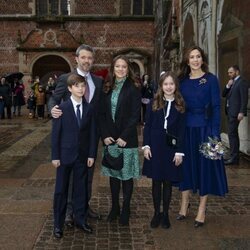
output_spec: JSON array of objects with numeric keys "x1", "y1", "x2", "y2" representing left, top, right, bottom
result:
[
  {"x1": 87, "y1": 158, "x2": 94, "y2": 167},
  {"x1": 51, "y1": 105, "x2": 63, "y2": 118}
]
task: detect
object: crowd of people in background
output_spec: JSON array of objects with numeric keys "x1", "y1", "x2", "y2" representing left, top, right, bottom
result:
[{"x1": 0, "y1": 75, "x2": 56, "y2": 120}]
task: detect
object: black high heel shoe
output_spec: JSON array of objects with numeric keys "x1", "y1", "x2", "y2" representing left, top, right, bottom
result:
[
  {"x1": 176, "y1": 203, "x2": 190, "y2": 220},
  {"x1": 194, "y1": 208, "x2": 207, "y2": 228},
  {"x1": 194, "y1": 220, "x2": 204, "y2": 228}
]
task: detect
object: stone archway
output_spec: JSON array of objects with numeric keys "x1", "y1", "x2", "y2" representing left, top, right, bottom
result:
[{"x1": 32, "y1": 55, "x2": 71, "y2": 85}]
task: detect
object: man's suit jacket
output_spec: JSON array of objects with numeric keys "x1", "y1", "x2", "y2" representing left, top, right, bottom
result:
[
  {"x1": 99, "y1": 78, "x2": 141, "y2": 148},
  {"x1": 48, "y1": 70, "x2": 103, "y2": 115},
  {"x1": 51, "y1": 98, "x2": 97, "y2": 165},
  {"x1": 222, "y1": 76, "x2": 248, "y2": 117}
]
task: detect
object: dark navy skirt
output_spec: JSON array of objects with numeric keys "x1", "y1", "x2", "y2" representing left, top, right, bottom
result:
[{"x1": 179, "y1": 126, "x2": 228, "y2": 196}]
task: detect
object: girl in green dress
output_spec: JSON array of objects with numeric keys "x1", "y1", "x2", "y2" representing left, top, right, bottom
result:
[{"x1": 99, "y1": 55, "x2": 141, "y2": 226}]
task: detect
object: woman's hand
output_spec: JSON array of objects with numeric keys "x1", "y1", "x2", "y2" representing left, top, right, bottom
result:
[
  {"x1": 143, "y1": 148, "x2": 152, "y2": 160},
  {"x1": 87, "y1": 158, "x2": 94, "y2": 167},
  {"x1": 52, "y1": 160, "x2": 60, "y2": 168},
  {"x1": 173, "y1": 155, "x2": 183, "y2": 166},
  {"x1": 116, "y1": 138, "x2": 127, "y2": 147},
  {"x1": 104, "y1": 137, "x2": 115, "y2": 145}
]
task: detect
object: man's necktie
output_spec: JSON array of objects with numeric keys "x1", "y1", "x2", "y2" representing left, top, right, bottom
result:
[
  {"x1": 76, "y1": 104, "x2": 81, "y2": 127},
  {"x1": 84, "y1": 75, "x2": 90, "y2": 103}
]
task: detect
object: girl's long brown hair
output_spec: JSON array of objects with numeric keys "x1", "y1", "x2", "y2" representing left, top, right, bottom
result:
[
  {"x1": 152, "y1": 71, "x2": 185, "y2": 113},
  {"x1": 178, "y1": 45, "x2": 209, "y2": 81},
  {"x1": 103, "y1": 55, "x2": 139, "y2": 93}
]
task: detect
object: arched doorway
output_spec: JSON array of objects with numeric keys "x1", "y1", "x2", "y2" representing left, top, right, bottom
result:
[
  {"x1": 32, "y1": 55, "x2": 71, "y2": 85},
  {"x1": 183, "y1": 13, "x2": 195, "y2": 51}
]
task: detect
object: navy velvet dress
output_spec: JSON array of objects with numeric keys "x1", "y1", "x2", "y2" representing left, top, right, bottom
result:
[
  {"x1": 142, "y1": 100, "x2": 186, "y2": 182},
  {"x1": 179, "y1": 73, "x2": 228, "y2": 196}
]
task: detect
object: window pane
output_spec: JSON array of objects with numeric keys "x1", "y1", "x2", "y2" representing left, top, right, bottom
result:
[
  {"x1": 37, "y1": 0, "x2": 48, "y2": 16},
  {"x1": 133, "y1": 0, "x2": 142, "y2": 15},
  {"x1": 144, "y1": 0, "x2": 153, "y2": 15},
  {"x1": 122, "y1": 0, "x2": 131, "y2": 15},
  {"x1": 61, "y1": 0, "x2": 68, "y2": 15},
  {"x1": 50, "y1": 0, "x2": 59, "y2": 15}
]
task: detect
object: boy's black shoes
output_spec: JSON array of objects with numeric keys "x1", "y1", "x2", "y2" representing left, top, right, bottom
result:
[
  {"x1": 53, "y1": 228, "x2": 63, "y2": 239},
  {"x1": 76, "y1": 223, "x2": 93, "y2": 234}
]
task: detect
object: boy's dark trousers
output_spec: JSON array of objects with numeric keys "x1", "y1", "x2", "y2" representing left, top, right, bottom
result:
[{"x1": 53, "y1": 158, "x2": 88, "y2": 230}]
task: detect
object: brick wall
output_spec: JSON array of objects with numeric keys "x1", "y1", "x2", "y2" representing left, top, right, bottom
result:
[
  {"x1": 74, "y1": 0, "x2": 118, "y2": 15},
  {"x1": 0, "y1": 0, "x2": 32, "y2": 15}
]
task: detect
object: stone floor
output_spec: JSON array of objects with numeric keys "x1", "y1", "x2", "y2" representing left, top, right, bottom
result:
[{"x1": 0, "y1": 112, "x2": 249, "y2": 250}]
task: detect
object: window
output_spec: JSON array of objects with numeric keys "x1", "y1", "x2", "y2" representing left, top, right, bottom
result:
[
  {"x1": 121, "y1": 0, "x2": 154, "y2": 16},
  {"x1": 36, "y1": 0, "x2": 70, "y2": 16}
]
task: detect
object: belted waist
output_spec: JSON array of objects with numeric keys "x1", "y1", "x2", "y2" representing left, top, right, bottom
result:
[{"x1": 187, "y1": 108, "x2": 205, "y2": 114}]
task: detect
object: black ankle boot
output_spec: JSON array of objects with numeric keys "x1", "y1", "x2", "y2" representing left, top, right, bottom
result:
[
  {"x1": 150, "y1": 212, "x2": 162, "y2": 228},
  {"x1": 119, "y1": 207, "x2": 130, "y2": 226},
  {"x1": 162, "y1": 213, "x2": 171, "y2": 229},
  {"x1": 107, "y1": 206, "x2": 120, "y2": 222}
]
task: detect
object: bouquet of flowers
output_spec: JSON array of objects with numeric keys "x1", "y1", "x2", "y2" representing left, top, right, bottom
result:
[{"x1": 199, "y1": 137, "x2": 226, "y2": 160}]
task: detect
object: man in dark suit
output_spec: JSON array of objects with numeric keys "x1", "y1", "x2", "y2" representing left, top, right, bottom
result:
[
  {"x1": 48, "y1": 44, "x2": 103, "y2": 225},
  {"x1": 51, "y1": 74, "x2": 97, "y2": 238},
  {"x1": 222, "y1": 65, "x2": 248, "y2": 165}
]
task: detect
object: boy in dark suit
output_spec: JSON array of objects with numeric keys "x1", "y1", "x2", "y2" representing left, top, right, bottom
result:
[{"x1": 51, "y1": 73, "x2": 97, "y2": 238}]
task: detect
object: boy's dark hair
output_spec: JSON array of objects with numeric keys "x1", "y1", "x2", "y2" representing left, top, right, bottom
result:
[{"x1": 67, "y1": 73, "x2": 86, "y2": 87}]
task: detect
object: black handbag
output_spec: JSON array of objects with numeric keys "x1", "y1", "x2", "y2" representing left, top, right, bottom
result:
[
  {"x1": 102, "y1": 145, "x2": 123, "y2": 170},
  {"x1": 166, "y1": 132, "x2": 178, "y2": 148}
]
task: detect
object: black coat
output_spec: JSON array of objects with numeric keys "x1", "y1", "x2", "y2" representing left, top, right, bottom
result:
[
  {"x1": 48, "y1": 70, "x2": 103, "y2": 115},
  {"x1": 99, "y1": 78, "x2": 141, "y2": 148}
]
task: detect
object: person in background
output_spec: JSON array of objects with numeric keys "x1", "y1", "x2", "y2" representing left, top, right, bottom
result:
[
  {"x1": 177, "y1": 45, "x2": 228, "y2": 228},
  {"x1": 141, "y1": 74, "x2": 154, "y2": 123},
  {"x1": 2, "y1": 77, "x2": 13, "y2": 119},
  {"x1": 27, "y1": 90, "x2": 36, "y2": 118},
  {"x1": 13, "y1": 79, "x2": 25, "y2": 116},
  {"x1": 31, "y1": 76, "x2": 40, "y2": 97},
  {"x1": 222, "y1": 65, "x2": 248, "y2": 165},
  {"x1": 99, "y1": 55, "x2": 141, "y2": 226},
  {"x1": 36, "y1": 85, "x2": 45, "y2": 119},
  {"x1": 142, "y1": 71, "x2": 186, "y2": 229}
]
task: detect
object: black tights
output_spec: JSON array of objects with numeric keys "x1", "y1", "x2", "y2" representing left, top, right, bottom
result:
[
  {"x1": 152, "y1": 180, "x2": 172, "y2": 214},
  {"x1": 109, "y1": 177, "x2": 133, "y2": 212}
]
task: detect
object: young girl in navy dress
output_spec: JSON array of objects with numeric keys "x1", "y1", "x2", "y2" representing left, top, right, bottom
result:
[{"x1": 142, "y1": 71, "x2": 186, "y2": 229}]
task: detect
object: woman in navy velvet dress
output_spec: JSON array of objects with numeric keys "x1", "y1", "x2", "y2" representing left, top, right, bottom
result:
[
  {"x1": 177, "y1": 46, "x2": 228, "y2": 228},
  {"x1": 142, "y1": 71, "x2": 186, "y2": 229}
]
